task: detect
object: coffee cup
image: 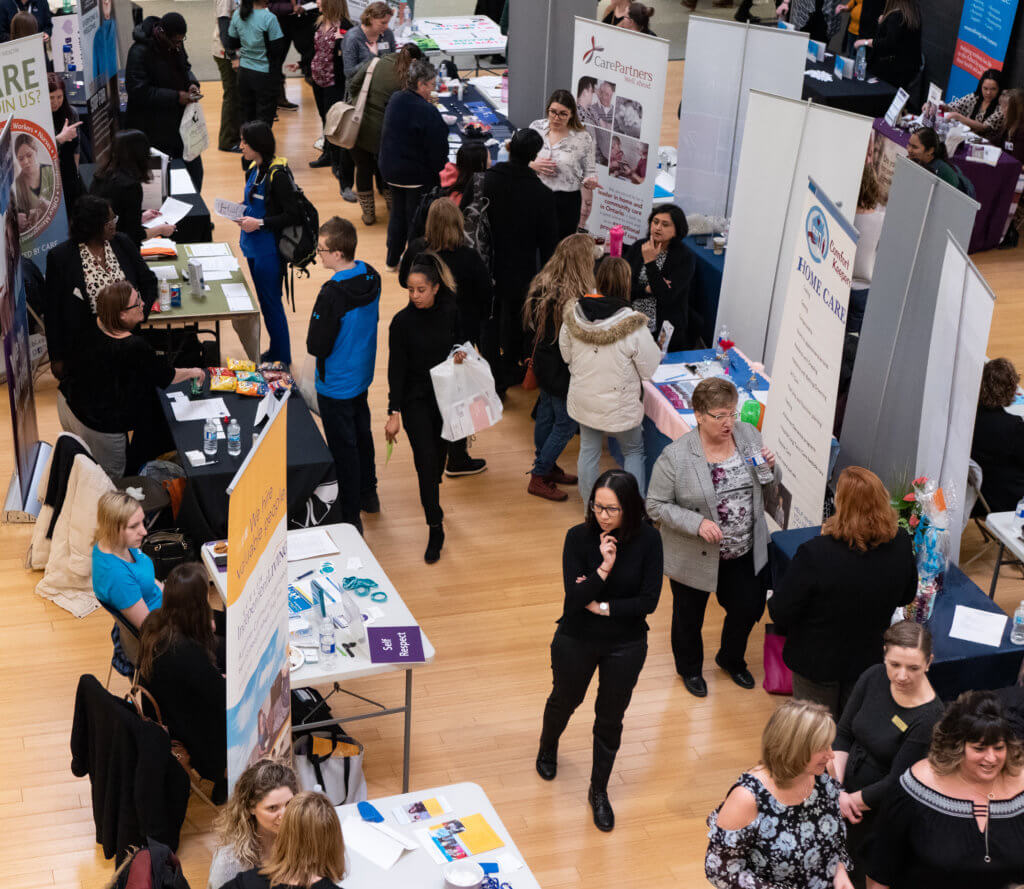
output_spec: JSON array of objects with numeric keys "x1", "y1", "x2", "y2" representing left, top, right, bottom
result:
[{"x1": 443, "y1": 861, "x2": 485, "y2": 889}]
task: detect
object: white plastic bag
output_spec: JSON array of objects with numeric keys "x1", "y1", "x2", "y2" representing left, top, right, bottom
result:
[
  {"x1": 429, "y1": 343, "x2": 503, "y2": 441},
  {"x1": 179, "y1": 102, "x2": 209, "y2": 162}
]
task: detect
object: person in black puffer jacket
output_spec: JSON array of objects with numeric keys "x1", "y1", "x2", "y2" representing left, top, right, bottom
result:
[
  {"x1": 125, "y1": 13, "x2": 204, "y2": 189},
  {"x1": 521, "y1": 234, "x2": 595, "y2": 502}
]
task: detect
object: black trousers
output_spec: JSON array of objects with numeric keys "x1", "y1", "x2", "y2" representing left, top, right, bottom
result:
[
  {"x1": 312, "y1": 81, "x2": 354, "y2": 189},
  {"x1": 402, "y1": 397, "x2": 448, "y2": 526},
  {"x1": 552, "y1": 189, "x2": 582, "y2": 242},
  {"x1": 349, "y1": 145, "x2": 378, "y2": 193},
  {"x1": 669, "y1": 550, "x2": 767, "y2": 676},
  {"x1": 540, "y1": 631, "x2": 647, "y2": 792},
  {"x1": 386, "y1": 185, "x2": 426, "y2": 267},
  {"x1": 317, "y1": 389, "x2": 377, "y2": 529},
  {"x1": 238, "y1": 67, "x2": 277, "y2": 127}
]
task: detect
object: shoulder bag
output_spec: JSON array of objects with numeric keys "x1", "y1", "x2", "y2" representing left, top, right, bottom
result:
[{"x1": 325, "y1": 57, "x2": 379, "y2": 149}]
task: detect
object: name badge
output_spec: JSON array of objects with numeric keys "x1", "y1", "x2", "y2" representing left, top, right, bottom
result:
[
  {"x1": 1007, "y1": 141, "x2": 1015, "y2": 152},
  {"x1": 891, "y1": 714, "x2": 908, "y2": 732},
  {"x1": 252, "y1": 193, "x2": 264, "y2": 201}
]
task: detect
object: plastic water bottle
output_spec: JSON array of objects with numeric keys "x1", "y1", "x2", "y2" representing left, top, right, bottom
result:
[
  {"x1": 500, "y1": 71, "x2": 509, "y2": 105},
  {"x1": 497, "y1": 142, "x2": 509, "y2": 164},
  {"x1": 1016, "y1": 497, "x2": 1024, "y2": 536},
  {"x1": 1012, "y1": 602, "x2": 1024, "y2": 645},
  {"x1": 609, "y1": 224, "x2": 624, "y2": 257},
  {"x1": 227, "y1": 418, "x2": 241, "y2": 456},
  {"x1": 158, "y1": 279, "x2": 170, "y2": 312},
  {"x1": 854, "y1": 45, "x2": 867, "y2": 81},
  {"x1": 435, "y1": 70, "x2": 443, "y2": 95},
  {"x1": 316, "y1": 583, "x2": 337, "y2": 668},
  {"x1": 203, "y1": 418, "x2": 219, "y2": 456}
]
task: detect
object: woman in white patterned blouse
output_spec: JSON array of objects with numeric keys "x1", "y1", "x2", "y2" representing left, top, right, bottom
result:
[{"x1": 941, "y1": 68, "x2": 1004, "y2": 136}]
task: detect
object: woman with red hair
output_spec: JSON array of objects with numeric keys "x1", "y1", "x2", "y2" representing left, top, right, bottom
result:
[{"x1": 768, "y1": 466, "x2": 917, "y2": 719}]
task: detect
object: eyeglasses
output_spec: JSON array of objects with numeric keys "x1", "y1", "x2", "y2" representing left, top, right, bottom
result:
[
  {"x1": 125, "y1": 300, "x2": 143, "y2": 310},
  {"x1": 548, "y1": 109, "x2": 571, "y2": 119},
  {"x1": 316, "y1": 246, "x2": 333, "y2": 254},
  {"x1": 593, "y1": 504, "x2": 621, "y2": 516},
  {"x1": 106, "y1": 215, "x2": 118, "y2": 226},
  {"x1": 706, "y1": 410, "x2": 739, "y2": 421}
]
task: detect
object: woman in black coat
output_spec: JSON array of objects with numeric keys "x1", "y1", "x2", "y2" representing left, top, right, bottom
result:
[
  {"x1": 44, "y1": 195, "x2": 158, "y2": 380},
  {"x1": 624, "y1": 203, "x2": 696, "y2": 351},
  {"x1": 856, "y1": 0, "x2": 921, "y2": 91},
  {"x1": 971, "y1": 357, "x2": 1024, "y2": 513},
  {"x1": 768, "y1": 466, "x2": 917, "y2": 720},
  {"x1": 48, "y1": 73, "x2": 82, "y2": 209}
]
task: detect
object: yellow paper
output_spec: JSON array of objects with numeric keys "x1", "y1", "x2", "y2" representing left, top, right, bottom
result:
[
  {"x1": 457, "y1": 813, "x2": 503, "y2": 856},
  {"x1": 424, "y1": 797, "x2": 444, "y2": 816}
]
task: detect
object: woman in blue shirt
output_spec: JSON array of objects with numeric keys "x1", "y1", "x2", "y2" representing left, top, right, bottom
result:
[
  {"x1": 228, "y1": 0, "x2": 287, "y2": 127},
  {"x1": 92, "y1": 490, "x2": 162, "y2": 629}
]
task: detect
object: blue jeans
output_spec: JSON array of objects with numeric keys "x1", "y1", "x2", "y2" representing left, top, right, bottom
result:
[
  {"x1": 247, "y1": 253, "x2": 290, "y2": 365},
  {"x1": 317, "y1": 389, "x2": 377, "y2": 529},
  {"x1": 532, "y1": 390, "x2": 576, "y2": 476},
  {"x1": 578, "y1": 423, "x2": 644, "y2": 506}
]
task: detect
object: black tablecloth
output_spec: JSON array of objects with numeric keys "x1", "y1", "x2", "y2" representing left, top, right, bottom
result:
[
  {"x1": 802, "y1": 57, "x2": 899, "y2": 117},
  {"x1": 440, "y1": 84, "x2": 514, "y2": 162},
  {"x1": 159, "y1": 383, "x2": 335, "y2": 542},
  {"x1": 771, "y1": 526, "x2": 1024, "y2": 700}
]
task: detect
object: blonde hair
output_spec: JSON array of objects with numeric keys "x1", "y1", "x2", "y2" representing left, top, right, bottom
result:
[
  {"x1": 360, "y1": 0, "x2": 391, "y2": 25},
  {"x1": 761, "y1": 700, "x2": 835, "y2": 788},
  {"x1": 95, "y1": 491, "x2": 142, "y2": 550},
  {"x1": 522, "y1": 233, "x2": 596, "y2": 343},
  {"x1": 424, "y1": 199, "x2": 466, "y2": 252},
  {"x1": 317, "y1": 0, "x2": 349, "y2": 27},
  {"x1": 261, "y1": 791, "x2": 346, "y2": 886},
  {"x1": 95, "y1": 281, "x2": 135, "y2": 333},
  {"x1": 215, "y1": 759, "x2": 298, "y2": 870}
]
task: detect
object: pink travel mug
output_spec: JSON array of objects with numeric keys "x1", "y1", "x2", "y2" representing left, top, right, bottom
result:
[{"x1": 609, "y1": 225, "x2": 624, "y2": 257}]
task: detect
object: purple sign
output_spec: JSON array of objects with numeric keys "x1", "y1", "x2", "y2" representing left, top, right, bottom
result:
[{"x1": 367, "y1": 626, "x2": 426, "y2": 664}]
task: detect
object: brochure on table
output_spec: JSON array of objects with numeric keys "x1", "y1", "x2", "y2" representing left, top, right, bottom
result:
[
  {"x1": 570, "y1": 18, "x2": 669, "y2": 244},
  {"x1": 1, "y1": 35, "x2": 69, "y2": 274},
  {"x1": 225, "y1": 396, "x2": 291, "y2": 790},
  {"x1": 761, "y1": 178, "x2": 857, "y2": 530},
  {"x1": 946, "y1": 0, "x2": 1020, "y2": 101}
]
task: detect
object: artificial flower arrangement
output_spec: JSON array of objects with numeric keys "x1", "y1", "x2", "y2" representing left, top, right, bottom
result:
[{"x1": 893, "y1": 476, "x2": 951, "y2": 623}]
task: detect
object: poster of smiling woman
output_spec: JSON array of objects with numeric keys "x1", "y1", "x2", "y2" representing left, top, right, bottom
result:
[{"x1": 0, "y1": 33, "x2": 68, "y2": 273}]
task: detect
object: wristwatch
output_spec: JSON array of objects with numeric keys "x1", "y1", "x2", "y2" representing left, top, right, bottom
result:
[{"x1": 599, "y1": 602, "x2": 609, "y2": 614}]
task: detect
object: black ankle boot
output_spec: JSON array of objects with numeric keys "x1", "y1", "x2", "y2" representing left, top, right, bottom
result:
[
  {"x1": 536, "y1": 748, "x2": 557, "y2": 780},
  {"x1": 588, "y1": 785, "x2": 614, "y2": 831},
  {"x1": 425, "y1": 524, "x2": 445, "y2": 563},
  {"x1": 308, "y1": 151, "x2": 331, "y2": 168}
]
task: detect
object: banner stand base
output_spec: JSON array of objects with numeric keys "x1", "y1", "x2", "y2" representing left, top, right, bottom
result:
[{"x1": 4, "y1": 441, "x2": 51, "y2": 523}]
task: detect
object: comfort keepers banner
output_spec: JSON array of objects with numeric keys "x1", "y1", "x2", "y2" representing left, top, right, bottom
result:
[
  {"x1": 0, "y1": 35, "x2": 68, "y2": 273},
  {"x1": 946, "y1": 0, "x2": 1020, "y2": 101},
  {"x1": 226, "y1": 398, "x2": 291, "y2": 790},
  {"x1": 571, "y1": 18, "x2": 669, "y2": 243},
  {"x1": 761, "y1": 179, "x2": 858, "y2": 529}
]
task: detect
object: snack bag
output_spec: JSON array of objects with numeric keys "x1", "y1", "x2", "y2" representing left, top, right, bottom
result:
[
  {"x1": 236, "y1": 379, "x2": 268, "y2": 397},
  {"x1": 227, "y1": 358, "x2": 256, "y2": 373},
  {"x1": 208, "y1": 367, "x2": 235, "y2": 378},
  {"x1": 258, "y1": 360, "x2": 288, "y2": 373},
  {"x1": 210, "y1": 373, "x2": 237, "y2": 392},
  {"x1": 235, "y1": 371, "x2": 265, "y2": 383},
  {"x1": 268, "y1": 378, "x2": 293, "y2": 392}
]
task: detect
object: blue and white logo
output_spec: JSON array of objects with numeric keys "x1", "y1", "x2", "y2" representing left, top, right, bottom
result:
[{"x1": 805, "y1": 206, "x2": 829, "y2": 263}]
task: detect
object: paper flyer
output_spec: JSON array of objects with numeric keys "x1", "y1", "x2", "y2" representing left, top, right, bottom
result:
[
  {"x1": 416, "y1": 814, "x2": 504, "y2": 863},
  {"x1": 392, "y1": 795, "x2": 452, "y2": 824}
]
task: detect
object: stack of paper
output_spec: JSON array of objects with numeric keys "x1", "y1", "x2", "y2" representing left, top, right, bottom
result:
[
  {"x1": 222, "y1": 282, "x2": 253, "y2": 312},
  {"x1": 186, "y1": 242, "x2": 233, "y2": 257},
  {"x1": 416, "y1": 814, "x2": 504, "y2": 864},
  {"x1": 147, "y1": 197, "x2": 192, "y2": 228}
]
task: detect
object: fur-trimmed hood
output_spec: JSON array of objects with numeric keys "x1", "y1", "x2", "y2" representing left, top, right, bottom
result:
[{"x1": 564, "y1": 299, "x2": 650, "y2": 346}]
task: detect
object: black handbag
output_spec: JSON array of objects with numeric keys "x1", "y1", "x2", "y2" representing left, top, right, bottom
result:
[{"x1": 141, "y1": 530, "x2": 194, "y2": 581}]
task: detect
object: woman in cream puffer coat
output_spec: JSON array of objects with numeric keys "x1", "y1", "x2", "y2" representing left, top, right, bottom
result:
[{"x1": 559, "y1": 257, "x2": 662, "y2": 506}]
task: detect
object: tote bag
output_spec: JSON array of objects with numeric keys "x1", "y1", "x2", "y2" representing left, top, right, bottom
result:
[
  {"x1": 179, "y1": 102, "x2": 209, "y2": 162},
  {"x1": 325, "y1": 58, "x2": 378, "y2": 149},
  {"x1": 429, "y1": 343, "x2": 503, "y2": 442},
  {"x1": 762, "y1": 623, "x2": 793, "y2": 695}
]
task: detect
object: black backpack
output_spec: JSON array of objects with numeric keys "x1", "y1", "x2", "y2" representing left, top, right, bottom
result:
[{"x1": 270, "y1": 160, "x2": 320, "y2": 309}]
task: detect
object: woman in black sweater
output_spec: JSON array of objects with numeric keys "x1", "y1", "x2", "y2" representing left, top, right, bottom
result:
[
  {"x1": 971, "y1": 357, "x2": 1024, "y2": 513},
  {"x1": 90, "y1": 129, "x2": 176, "y2": 246},
  {"x1": 833, "y1": 621, "x2": 943, "y2": 887},
  {"x1": 856, "y1": 0, "x2": 921, "y2": 91},
  {"x1": 385, "y1": 252, "x2": 461, "y2": 564},
  {"x1": 139, "y1": 562, "x2": 226, "y2": 800},
  {"x1": 768, "y1": 466, "x2": 917, "y2": 719},
  {"x1": 536, "y1": 469, "x2": 663, "y2": 832}
]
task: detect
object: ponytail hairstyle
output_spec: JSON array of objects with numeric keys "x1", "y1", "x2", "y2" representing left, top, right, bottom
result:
[
  {"x1": 393, "y1": 42, "x2": 424, "y2": 88},
  {"x1": 408, "y1": 251, "x2": 457, "y2": 299},
  {"x1": 240, "y1": 0, "x2": 255, "y2": 20},
  {"x1": 915, "y1": 126, "x2": 948, "y2": 162},
  {"x1": 624, "y1": 2, "x2": 654, "y2": 31}
]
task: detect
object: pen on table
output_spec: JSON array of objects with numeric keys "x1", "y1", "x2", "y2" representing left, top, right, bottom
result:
[{"x1": 295, "y1": 569, "x2": 314, "y2": 581}]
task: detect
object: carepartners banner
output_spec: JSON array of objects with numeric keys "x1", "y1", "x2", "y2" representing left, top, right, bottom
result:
[
  {"x1": 946, "y1": 0, "x2": 1020, "y2": 101},
  {"x1": 0, "y1": 35, "x2": 68, "y2": 273},
  {"x1": 761, "y1": 178, "x2": 857, "y2": 530},
  {"x1": 571, "y1": 18, "x2": 669, "y2": 244},
  {"x1": 226, "y1": 397, "x2": 291, "y2": 790}
]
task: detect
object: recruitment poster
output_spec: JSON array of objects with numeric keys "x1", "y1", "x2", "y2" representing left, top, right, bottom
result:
[
  {"x1": 761, "y1": 178, "x2": 858, "y2": 529},
  {"x1": 77, "y1": 0, "x2": 119, "y2": 167},
  {"x1": 947, "y1": 0, "x2": 1020, "y2": 100},
  {"x1": 571, "y1": 18, "x2": 669, "y2": 243},
  {"x1": 226, "y1": 398, "x2": 291, "y2": 789},
  {"x1": 0, "y1": 35, "x2": 69, "y2": 273},
  {"x1": 0, "y1": 115, "x2": 39, "y2": 509}
]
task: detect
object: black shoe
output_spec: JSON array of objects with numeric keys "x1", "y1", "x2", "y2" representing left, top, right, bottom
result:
[
  {"x1": 536, "y1": 748, "x2": 557, "y2": 780},
  {"x1": 998, "y1": 227, "x2": 1020, "y2": 249},
  {"x1": 682, "y1": 674, "x2": 708, "y2": 697},
  {"x1": 445, "y1": 456, "x2": 487, "y2": 477},
  {"x1": 220, "y1": 144, "x2": 242, "y2": 153},
  {"x1": 309, "y1": 152, "x2": 332, "y2": 168},
  {"x1": 587, "y1": 785, "x2": 614, "y2": 832},
  {"x1": 361, "y1": 490, "x2": 380, "y2": 513},
  {"x1": 715, "y1": 653, "x2": 755, "y2": 689},
  {"x1": 277, "y1": 98, "x2": 299, "y2": 110},
  {"x1": 425, "y1": 524, "x2": 445, "y2": 563}
]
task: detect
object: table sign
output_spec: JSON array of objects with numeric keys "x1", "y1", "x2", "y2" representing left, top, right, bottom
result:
[
  {"x1": 368, "y1": 626, "x2": 426, "y2": 664},
  {"x1": 927, "y1": 82, "x2": 943, "y2": 108},
  {"x1": 949, "y1": 604, "x2": 1007, "y2": 647},
  {"x1": 884, "y1": 87, "x2": 909, "y2": 126}
]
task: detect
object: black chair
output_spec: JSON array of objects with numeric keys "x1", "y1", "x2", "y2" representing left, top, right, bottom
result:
[{"x1": 99, "y1": 601, "x2": 141, "y2": 688}]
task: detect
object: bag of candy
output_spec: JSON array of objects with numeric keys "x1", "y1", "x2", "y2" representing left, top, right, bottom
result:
[
  {"x1": 237, "y1": 379, "x2": 268, "y2": 397},
  {"x1": 227, "y1": 358, "x2": 256, "y2": 373},
  {"x1": 235, "y1": 371, "x2": 265, "y2": 383},
  {"x1": 210, "y1": 373, "x2": 237, "y2": 392}
]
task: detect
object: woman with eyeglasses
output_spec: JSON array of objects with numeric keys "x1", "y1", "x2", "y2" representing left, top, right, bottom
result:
[
  {"x1": 646, "y1": 377, "x2": 778, "y2": 699},
  {"x1": 536, "y1": 468, "x2": 662, "y2": 833},
  {"x1": 529, "y1": 89, "x2": 598, "y2": 241}
]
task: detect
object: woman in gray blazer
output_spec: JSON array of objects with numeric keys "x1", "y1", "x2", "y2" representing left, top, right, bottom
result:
[{"x1": 646, "y1": 377, "x2": 779, "y2": 698}]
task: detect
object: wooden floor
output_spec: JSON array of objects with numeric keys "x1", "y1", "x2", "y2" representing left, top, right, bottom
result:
[{"x1": 1, "y1": 60, "x2": 1023, "y2": 889}]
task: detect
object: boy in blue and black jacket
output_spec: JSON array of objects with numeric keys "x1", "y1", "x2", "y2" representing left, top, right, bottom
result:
[{"x1": 306, "y1": 216, "x2": 381, "y2": 532}]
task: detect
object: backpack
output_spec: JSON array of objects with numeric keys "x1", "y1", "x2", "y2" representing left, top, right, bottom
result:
[
  {"x1": 269, "y1": 160, "x2": 320, "y2": 310},
  {"x1": 409, "y1": 184, "x2": 446, "y2": 242},
  {"x1": 947, "y1": 161, "x2": 976, "y2": 199},
  {"x1": 462, "y1": 172, "x2": 494, "y2": 276},
  {"x1": 107, "y1": 840, "x2": 190, "y2": 889}
]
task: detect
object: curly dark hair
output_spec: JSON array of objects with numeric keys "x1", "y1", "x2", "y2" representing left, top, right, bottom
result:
[
  {"x1": 69, "y1": 195, "x2": 113, "y2": 244},
  {"x1": 979, "y1": 358, "x2": 1019, "y2": 409},
  {"x1": 928, "y1": 690, "x2": 1024, "y2": 777}
]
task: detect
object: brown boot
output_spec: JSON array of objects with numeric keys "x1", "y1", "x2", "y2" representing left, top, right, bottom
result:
[
  {"x1": 544, "y1": 464, "x2": 578, "y2": 486},
  {"x1": 356, "y1": 191, "x2": 376, "y2": 225},
  {"x1": 528, "y1": 474, "x2": 568, "y2": 501}
]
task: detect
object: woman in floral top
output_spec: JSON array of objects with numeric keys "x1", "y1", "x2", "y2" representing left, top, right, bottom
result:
[
  {"x1": 309, "y1": 0, "x2": 355, "y2": 198},
  {"x1": 706, "y1": 699, "x2": 854, "y2": 889},
  {"x1": 529, "y1": 89, "x2": 598, "y2": 241}
]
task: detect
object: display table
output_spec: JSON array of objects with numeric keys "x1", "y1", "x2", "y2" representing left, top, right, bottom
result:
[
  {"x1": 802, "y1": 56, "x2": 898, "y2": 117},
  {"x1": 770, "y1": 526, "x2": 1024, "y2": 699},
  {"x1": 139, "y1": 244, "x2": 261, "y2": 362},
  {"x1": 979, "y1": 511, "x2": 1024, "y2": 599},
  {"x1": 871, "y1": 117, "x2": 1022, "y2": 253},
  {"x1": 202, "y1": 523, "x2": 435, "y2": 792},
  {"x1": 159, "y1": 385, "x2": 333, "y2": 541},
  {"x1": 334, "y1": 782, "x2": 540, "y2": 888},
  {"x1": 438, "y1": 83, "x2": 514, "y2": 163},
  {"x1": 415, "y1": 15, "x2": 506, "y2": 75},
  {"x1": 466, "y1": 75, "x2": 507, "y2": 116},
  {"x1": 682, "y1": 235, "x2": 725, "y2": 348}
]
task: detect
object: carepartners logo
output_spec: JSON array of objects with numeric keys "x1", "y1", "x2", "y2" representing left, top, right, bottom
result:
[
  {"x1": 805, "y1": 205, "x2": 829, "y2": 263},
  {"x1": 581, "y1": 31, "x2": 655, "y2": 84},
  {"x1": 583, "y1": 35, "x2": 603, "y2": 63}
]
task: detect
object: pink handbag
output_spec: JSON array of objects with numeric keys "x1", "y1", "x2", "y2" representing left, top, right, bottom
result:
[{"x1": 762, "y1": 624, "x2": 793, "y2": 695}]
